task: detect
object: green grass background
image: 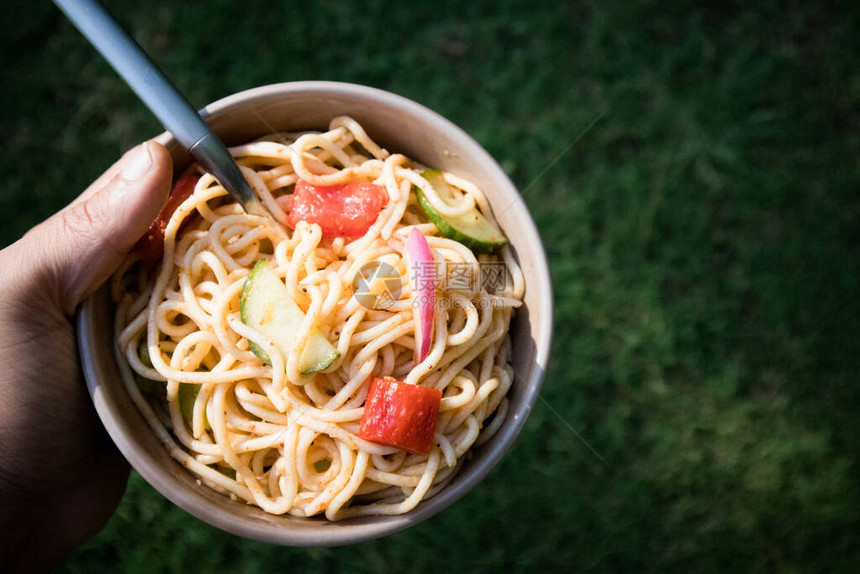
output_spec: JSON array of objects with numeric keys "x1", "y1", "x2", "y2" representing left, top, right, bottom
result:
[{"x1": 2, "y1": 0, "x2": 860, "y2": 571}]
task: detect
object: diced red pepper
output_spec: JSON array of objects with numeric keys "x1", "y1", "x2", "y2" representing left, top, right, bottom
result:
[
  {"x1": 284, "y1": 179, "x2": 388, "y2": 238},
  {"x1": 358, "y1": 377, "x2": 442, "y2": 455},
  {"x1": 136, "y1": 173, "x2": 200, "y2": 263}
]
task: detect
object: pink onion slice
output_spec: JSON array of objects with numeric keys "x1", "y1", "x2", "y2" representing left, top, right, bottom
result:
[{"x1": 406, "y1": 228, "x2": 435, "y2": 364}]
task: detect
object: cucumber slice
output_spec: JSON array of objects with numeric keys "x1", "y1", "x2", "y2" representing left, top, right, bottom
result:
[
  {"x1": 133, "y1": 373, "x2": 162, "y2": 398},
  {"x1": 178, "y1": 383, "x2": 201, "y2": 426},
  {"x1": 134, "y1": 343, "x2": 164, "y2": 396},
  {"x1": 240, "y1": 259, "x2": 340, "y2": 374},
  {"x1": 138, "y1": 342, "x2": 154, "y2": 368},
  {"x1": 415, "y1": 170, "x2": 508, "y2": 254}
]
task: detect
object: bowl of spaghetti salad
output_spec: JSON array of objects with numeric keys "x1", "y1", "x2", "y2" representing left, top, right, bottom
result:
[{"x1": 78, "y1": 82, "x2": 553, "y2": 545}]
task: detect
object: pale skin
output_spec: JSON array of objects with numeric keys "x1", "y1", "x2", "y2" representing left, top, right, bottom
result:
[{"x1": 0, "y1": 141, "x2": 173, "y2": 573}]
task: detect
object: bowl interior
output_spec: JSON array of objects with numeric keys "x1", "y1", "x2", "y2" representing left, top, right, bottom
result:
[{"x1": 78, "y1": 81, "x2": 552, "y2": 546}]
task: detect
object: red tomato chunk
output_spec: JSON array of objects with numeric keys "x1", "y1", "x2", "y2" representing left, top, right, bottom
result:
[
  {"x1": 358, "y1": 377, "x2": 442, "y2": 455},
  {"x1": 136, "y1": 174, "x2": 200, "y2": 263},
  {"x1": 285, "y1": 179, "x2": 389, "y2": 238}
]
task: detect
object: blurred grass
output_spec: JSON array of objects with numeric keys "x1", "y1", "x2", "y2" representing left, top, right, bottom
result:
[{"x1": 3, "y1": 0, "x2": 860, "y2": 571}]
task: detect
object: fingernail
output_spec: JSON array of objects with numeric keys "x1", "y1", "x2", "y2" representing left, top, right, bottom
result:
[{"x1": 121, "y1": 142, "x2": 152, "y2": 181}]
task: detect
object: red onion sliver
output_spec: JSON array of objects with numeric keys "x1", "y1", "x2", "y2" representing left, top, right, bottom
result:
[{"x1": 406, "y1": 228, "x2": 435, "y2": 364}]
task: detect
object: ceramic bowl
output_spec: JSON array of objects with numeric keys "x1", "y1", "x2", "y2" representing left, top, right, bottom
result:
[{"x1": 77, "y1": 81, "x2": 552, "y2": 546}]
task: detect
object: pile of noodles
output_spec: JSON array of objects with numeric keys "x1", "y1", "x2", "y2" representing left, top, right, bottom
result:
[{"x1": 112, "y1": 116, "x2": 524, "y2": 520}]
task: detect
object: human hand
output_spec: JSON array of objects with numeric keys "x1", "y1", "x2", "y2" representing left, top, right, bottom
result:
[{"x1": 0, "y1": 141, "x2": 172, "y2": 572}]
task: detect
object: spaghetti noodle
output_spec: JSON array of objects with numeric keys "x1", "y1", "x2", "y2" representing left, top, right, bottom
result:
[{"x1": 112, "y1": 117, "x2": 524, "y2": 519}]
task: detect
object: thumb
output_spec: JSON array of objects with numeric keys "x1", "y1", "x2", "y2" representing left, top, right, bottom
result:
[{"x1": 24, "y1": 141, "x2": 173, "y2": 315}]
